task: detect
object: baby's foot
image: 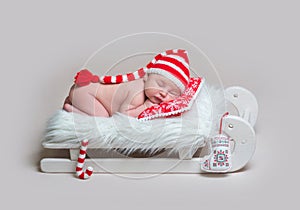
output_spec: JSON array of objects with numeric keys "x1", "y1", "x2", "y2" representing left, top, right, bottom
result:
[
  {"x1": 63, "y1": 103, "x2": 88, "y2": 116},
  {"x1": 200, "y1": 134, "x2": 232, "y2": 173}
]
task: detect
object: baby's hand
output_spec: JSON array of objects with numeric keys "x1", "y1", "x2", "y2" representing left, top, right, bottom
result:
[{"x1": 144, "y1": 99, "x2": 156, "y2": 108}]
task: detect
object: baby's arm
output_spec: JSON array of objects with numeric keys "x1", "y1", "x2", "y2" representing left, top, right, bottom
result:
[{"x1": 121, "y1": 99, "x2": 155, "y2": 117}]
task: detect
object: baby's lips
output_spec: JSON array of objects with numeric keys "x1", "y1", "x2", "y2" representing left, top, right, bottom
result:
[{"x1": 151, "y1": 96, "x2": 162, "y2": 104}]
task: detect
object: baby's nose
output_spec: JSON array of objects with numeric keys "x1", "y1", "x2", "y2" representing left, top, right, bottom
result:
[
  {"x1": 160, "y1": 91, "x2": 167, "y2": 98},
  {"x1": 159, "y1": 91, "x2": 173, "y2": 102}
]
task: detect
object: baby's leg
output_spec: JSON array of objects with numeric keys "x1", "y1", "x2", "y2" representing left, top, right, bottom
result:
[
  {"x1": 63, "y1": 103, "x2": 89, "y2": 116},
  {"x1": 65, "y1": 83, "x2": 109, "y2": 117}
]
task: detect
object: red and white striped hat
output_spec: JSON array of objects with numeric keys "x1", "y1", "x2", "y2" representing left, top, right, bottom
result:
[
  {"x1": 146, "y1": 49, "x2": 190, "y2": 92},
  {"x1": 99, "y1": 49, "x2": 191, "y2": 92}
]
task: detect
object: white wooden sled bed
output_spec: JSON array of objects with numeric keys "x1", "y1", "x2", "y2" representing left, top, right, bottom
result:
[{"x1": 40, "y1": 85, "x2": 258, "y2": 175}]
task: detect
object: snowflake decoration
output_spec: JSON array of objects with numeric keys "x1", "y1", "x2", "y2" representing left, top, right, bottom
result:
[{"x1": 213, "y1": 149, "x2": 229, "y2": 167}]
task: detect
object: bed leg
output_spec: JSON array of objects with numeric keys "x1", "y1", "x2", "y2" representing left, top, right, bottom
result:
[
  {"x1": 242, "y1": 108, "x2": 251, "y2": 123},
  {"x1": 223, "y1": 115, "x2": 256, "y2": 172},
  {"x1": 70, "y1": 149, "x2": 80, "y2": 161},
  {"x1": 225, "y1": 86, "x2": 258, "y2": 127},
  {"x1": 178, "y1": 147, "x2": 193, "y2": 160}
]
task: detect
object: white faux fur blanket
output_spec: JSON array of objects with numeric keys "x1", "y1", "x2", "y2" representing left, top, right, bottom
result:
[{"x1": 43, "y1": 84, "x2": 226, "y2": 156}]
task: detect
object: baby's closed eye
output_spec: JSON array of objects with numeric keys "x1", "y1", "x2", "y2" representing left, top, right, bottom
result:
[
  {"x1": 157, "y1": 80, "x2": 165, "y2": 87},
  {"x1": 169, "y1": 90, "x2": 180, "y2": 97}
]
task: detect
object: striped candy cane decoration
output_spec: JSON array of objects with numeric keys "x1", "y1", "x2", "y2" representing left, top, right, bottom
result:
[{"x1": 76, "y1": 139, "x2": 93, "y2": 179}]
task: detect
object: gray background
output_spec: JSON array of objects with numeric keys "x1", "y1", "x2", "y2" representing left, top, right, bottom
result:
[{"x1": 1, "y1": 0, "x2": 298, "y2": 209}]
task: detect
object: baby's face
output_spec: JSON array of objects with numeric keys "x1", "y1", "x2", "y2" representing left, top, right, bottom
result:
[{"x1": 144, "y1": 74, "x2": 181, "y2": 104}]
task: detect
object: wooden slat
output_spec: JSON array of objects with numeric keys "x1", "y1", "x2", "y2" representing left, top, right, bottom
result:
[{"x1": 40, "y1": 158, "x2": 204, "y2": 173}]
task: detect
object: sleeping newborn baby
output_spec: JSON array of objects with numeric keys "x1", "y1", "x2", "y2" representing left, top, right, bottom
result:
[{"x1": 63, "y1": 49, "x2": 191, "y2": 118}]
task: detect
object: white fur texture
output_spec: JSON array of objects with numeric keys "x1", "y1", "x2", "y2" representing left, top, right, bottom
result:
[{"x1": 43, "y1": 84, "x2": 226, "y2": 156}]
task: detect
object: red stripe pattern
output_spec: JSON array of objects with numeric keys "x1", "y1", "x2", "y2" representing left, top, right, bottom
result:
[
  {"x1": 149, "y1": 63, "x2": 188, "y2": 86},
  {"x1": 76, "y1": 139, "x2": 93, "y2": 179},
  {"x1": 99, "y1": 67, "x2": 147, "y2": 84},
  {"x1": 73, "y1": 49, "x2": 191, "y2": 93},
  {"x1": 146, "y1": 49, "x2": 190, "y2": 92},
  {"x1": 159, "y1": 56, "x2": 190, "y2": 79},
  {"x1": 99, "y1": 49, "x2": 190, "y2": 90}
]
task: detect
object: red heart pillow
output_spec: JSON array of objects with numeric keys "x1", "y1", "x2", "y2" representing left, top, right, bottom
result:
[{"x1": 138, "y1": 77, "x2": 205, "y2": 121}]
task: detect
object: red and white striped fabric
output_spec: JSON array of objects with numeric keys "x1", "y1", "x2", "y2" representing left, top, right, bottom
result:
[
  {"x1": 146, "y1": 49, "x2": 190, "y2": 93},
  {"x1": 100, "y1": 67, "x2": 147, "y2": 84},
  {"x1": 74, "y1": 49, "x2": 191, "y2": 92},
  {"x1": 99, "y1": 49, "x2": 190, "y2": 92},
  {"x1": 76, "y1": 139, "x2": 93, "y2": 179}
]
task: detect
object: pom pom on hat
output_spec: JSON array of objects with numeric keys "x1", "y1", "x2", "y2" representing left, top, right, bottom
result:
[{"x1": 74, "y1": 69, "x2": 99, "y2": 87}]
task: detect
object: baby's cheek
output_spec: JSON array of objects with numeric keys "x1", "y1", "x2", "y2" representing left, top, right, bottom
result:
[
  {"x1": 145, "y1": 89, "x2": 156, "y2": 97},
  {"x1": 161, "y1": 95, "x2": 172, "y2": 102}
]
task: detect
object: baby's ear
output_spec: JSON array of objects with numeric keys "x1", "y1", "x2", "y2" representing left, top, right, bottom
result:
[{"x1": 143, "y1": 73, "x2": 148, "y2": 82}]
